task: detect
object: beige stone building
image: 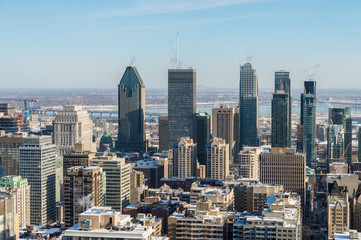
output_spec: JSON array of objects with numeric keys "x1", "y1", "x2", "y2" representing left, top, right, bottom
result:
[
  {"x1": 130, "y1": 170, "x2": 145, "y2": 205},
  {"x1": 260, "y1": 147, "x2": 306, "y2": 203},
  {"x1": 63, "y1": 143, "x2": 95, "y2": 175},
  {"x1": 54, "y1": 105, "x2": 95, "y2": 154},
  {"x1": 237, "y1": 147, "x2": 265, "y2": 178},
  {"x1": 173, "y1": 138, "x2": 197, "y2": 178},
  {"x1": 0, "y1": 175, "x2": 30, "y2": 228},
  {"x1": 328, "y1": 192, "x2": 350, "y2": 238},
  {"x1": 206, "y1": 138, "x2": 229, "y2": 180},
  {"x1": 0, "y1": 192, "x2": 18, "y2": 239}
]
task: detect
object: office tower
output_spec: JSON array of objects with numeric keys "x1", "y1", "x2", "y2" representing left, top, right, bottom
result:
[
  {"x1": 194, "y1": 112, "x2": 211, "y2": 165},
  {"x1": 0, "y1": 175, "x2": 30, "y2": 228},
  {"x1": 233, "y1": 193, "x2": 302, "y2": 240},
  {"x1": 130, "y1": 170, "x2": 145, "y2": 205},
  {"x1": 0, "y1": 192, "x2": 18, "y2": 239},
  {"x1": 328, "y1": 125, "x2": 345, "y2": 162},
  {"x1": 328, "y1": 108, "x2": 352, "y2": 171},
  {"x1": 0, "y1": 166, "x2": 5, "y2": 178},
  {"x1": 63, "y1": 166, "x2": 105, "y2": 227},
  {"x1": 168, "y1": 69, "x2": 196, "y2": 148},
  {"x1": 133, "y1": 158, "x2": 164, "y2": 188},
  {"x1": 55, "y1": 156, "x2": 63, "y2": 203},
  {"x1": 301, "y1": 80, "x2": 317, "y2": 168},
  {"x1": 271, "y1": 92, "x2": 290, "y2": 147},
  {"x1": 260, "y1": 148, "x2": 306, "y2": 204},
  {"x1": 63, "y1": 143, "x2": 95, "y2": 175},
  {"x1": 237, "y1": 147, "x2": 264, "y2": 179},
  {"x1": 158, "y1": 115, "x2": 168, "y2": 152},
  {"x1": 0, "y1": 103, "x2": 16, "y2": 116},
  {"x1": 91, "y1": 156, "x2": 130, "y2": 212},
  {"x1": 0, "y1": 132, "x2": 27, "y2": 175},
  {"x1": 54, "y1": 105, "x2": 94, "y2": 154},
  {"x1": 239, "y1": 63, "x2": 259, "y2": 148},
  {"x1": 212, "y1": 107, "x2": 238, "y2": 162},
  {"x1": 173, "y1": 138, "x2": 197, "y2": 178},
  {"x1": 359, "y1": 127, "x2": 361, "y2": 162},
  {"x1": 206, "y1": 138, "x2": 229, "y2": 180},
  {"x1": 117, "y1": 66, "x2": 146, "y2": 153},
  {"x1": 275, "y1": 71, "x2": 292, "y2": 144},
  {"x1": 19, "y1": 136, "x2": 56, "y2": 225}
]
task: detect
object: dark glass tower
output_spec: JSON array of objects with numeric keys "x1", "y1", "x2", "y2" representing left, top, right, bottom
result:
[
  {"x1": 168, "y1": 69, "x2": 196, "y2": 148},
  {"x1": 358, "y1": 127, "x2": 361, "y2": 162},
  {"x1": 271, "y1": 92, "x2": 290, "y2": 147},
  {"x1": 194, "y1": 112, "x2": 211, "y2": 165},
  {"x1": 116, "y1": 66, "x2": 146, "y2": 153},
  {"x1": 328, "y1": 108, "x2": 352, "y2": 171},
  {"x1": 301, "y1": 80, "x2": 316, "y2": 169},
  {"x1": 239, "y1": 63, "x2": 259, "y2": 148},
  {"x1": 275, "y1": 71, "x2": 291, "y2": 145}
]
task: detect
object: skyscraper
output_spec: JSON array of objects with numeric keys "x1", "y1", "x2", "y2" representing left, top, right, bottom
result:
[
  {"x1": 206, "y1": 138, "x2": 229, "y2": 180},
  {"x1": 212, "y1": 106, "x2": 238, "y2": 162},
  {"x1": 0, "y1": 132, "x2": 27, "y2": 175},
  {"x1": 271, "y1": 92, "x2": 290, "y2": 147},
  {"x1": 19, "y1": 135, "x2": 56, "y2": 225},
  {"x1": 173, "y1": 137, "x2": 197, "y2": 178},
  {"x1": 158, "y1": 115, "x2": 168, "y2": 152},
  {"x1": 116, "y1": 66, "x2": 146, "y2": 153},
  {"x1": 239, "y1": 63, "x2": 259, "y2": 148},
  {"x1": 194, "y1": 112, "x2": 211, "y2": 165},
  {"x1": 301, "y1": 80, "x2": 316, "y2": 169},
  {"x1": 328, "y1": 108, "x2": 352, "y2": 171},
  {"x1": 168, "y1": 69, "x2": 196, "y2": 148},
  {"x1": 54, "y1": 105, "x2": 94, "y2": 154},
  {"x1": 275, "y1": 71, "x2": 291, "y2": 142},
  {"x1": 63, "y1": 166, "x2": 105, "y2": 227},
  {"x1": 91, "y1": 156, "x2": 131, "y2": 212}
]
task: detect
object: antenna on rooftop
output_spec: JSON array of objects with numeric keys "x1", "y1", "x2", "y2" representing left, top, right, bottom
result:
[{"x1": 176, "y1": 32, "x2": 179, "y2": 69}]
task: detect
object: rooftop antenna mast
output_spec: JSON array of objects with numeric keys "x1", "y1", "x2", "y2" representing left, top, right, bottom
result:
[{"x1": 176, "y1": 32, "x2": 179, "y2": 69}]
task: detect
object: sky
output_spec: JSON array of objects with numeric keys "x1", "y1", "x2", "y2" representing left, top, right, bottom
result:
[{"x1": 0, "y1": 0, "x2": 360, "y2": 90}]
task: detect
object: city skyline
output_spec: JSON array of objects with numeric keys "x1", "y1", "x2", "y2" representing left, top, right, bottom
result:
[{"x1": 0, "y1": 1, "x2": 360, "y2": 90}]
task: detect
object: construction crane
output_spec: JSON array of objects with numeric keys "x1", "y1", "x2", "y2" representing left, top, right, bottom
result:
[
  {"x1": 0, "y1": 98, "x2": 38, "y2": 120},
  {"x1": 339, "y1": 142, "x2": 352, "y2": 164}
]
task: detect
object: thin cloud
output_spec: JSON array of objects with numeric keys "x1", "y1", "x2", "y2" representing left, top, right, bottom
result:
[{"x1": 91, "y1": 0, "x2": 267, "y2": 18}]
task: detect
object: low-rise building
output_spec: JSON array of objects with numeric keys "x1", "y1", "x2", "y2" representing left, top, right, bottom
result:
[{"x1": 63, "y1": 207, "x2": 155, "y2": 240}]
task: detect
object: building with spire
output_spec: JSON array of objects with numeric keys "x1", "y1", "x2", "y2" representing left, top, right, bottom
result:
[
  {"x1": 116, "y1": 66, "x2": 146, "y2": 153},
  {"x1": 239, "y1": 63, "x2": 259, "y2": 148}
]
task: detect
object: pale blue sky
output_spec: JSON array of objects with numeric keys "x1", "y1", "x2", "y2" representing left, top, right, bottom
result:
[{"x1": 0, "y1": 0, "x2": 360, "y2": 89}]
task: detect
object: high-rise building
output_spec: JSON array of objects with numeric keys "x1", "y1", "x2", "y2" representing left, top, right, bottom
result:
[
  {"x1": 116, "y1": 66, "x2": 146, "y2": 153},
  {"x1": 63, "y1": 166, "x2": 105, "y2": 227},
  {"x1": 0, "y1": 104, "x2": 22, "y2": 133},
  {"x1": 237, "y1": 147, "x2": 264, "y2": 179},
  {"x1": 301, "y1": 80, "x2": 317, "y2": 168},
  {"x1": 0, "y1": 192, "x2": 18, "y2": 239},
  {"x1": 63, "y1": 143, "x2": 95, "y2": 175},
  {"x1": 206, "y1": 138, "x2": 229, "y2": 180},
  {"x1": 275, "y1": 71, "x2": 291, "y2": 144},
  {"x1": 239, "y1": 63, "x2": 259, "y2": 148},
  {"x1": 173, "y1": 138, "x2": 197, "y2": 178},
  {"x1": 130, "y1": 170, "x2": 145, "y2": 205},
  {"x1": 271, "y1": 91, "x2": 291, "y2": 147},
  {"x1": 158, "y1": 115, "x2": 168, "y2": 152},
  {"x1": 194, "y1": 112, "x2": 211, "y2": 165},
  {"x1": 212, "y1": 106, "x2": 238, "y2": 162},
  {"x1": 328, "y1": 108, "x2": 352, "y2": 171},
  {"x1": 0, "y1": 175, "x2": 30, "y2": 228},
  {"x1": 54, "y1": 105, "x2": 94, "y2": 154},
  {"x1": 19, "y1": 135, "x2": 57, "y2": 225},
  {"x1": 260, "y1": 148, "x2": 306, "y2": 204},
  {"x1": 91, "y1": 156, "x2": 131, "y2": 212},
  {"x1": 0, "y1": 132, "x2": 27, "y2": 175},
  {"x1": 168, "y1": 69, "x2": 196, "y2": 148}
]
